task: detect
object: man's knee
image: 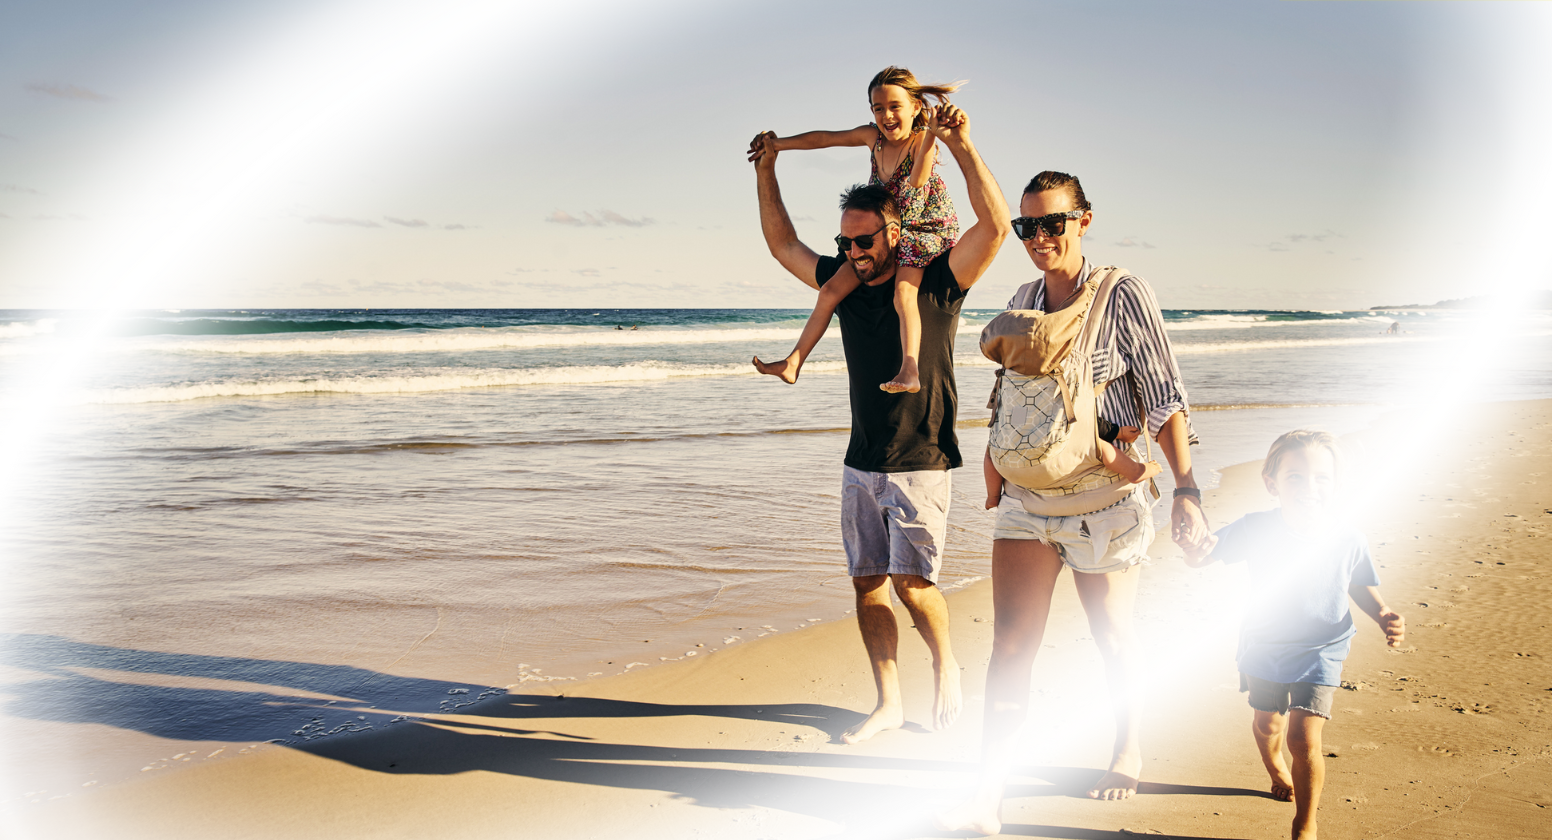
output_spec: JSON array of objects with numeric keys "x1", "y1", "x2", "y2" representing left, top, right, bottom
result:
[
  {"x1": 853, "y1": 574, "x2": 891, "y2": 601},
  {"x1": 890, "y1": 573, "x2": 938, "y2": 602}
]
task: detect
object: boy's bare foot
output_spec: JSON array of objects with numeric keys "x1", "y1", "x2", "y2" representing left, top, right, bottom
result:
[
  {"x1": 1293, "y1": 817, "x2": 1318, "y2": 840},
  {"x1": 932, "y1": 659, "x2": 963, "y2": 731},
  {"x1": 752, "y1": 351, "x2": 801, "y2": 385},
  {"x1": 933, "y1": 795, "x2": 1001, "y2": 836},
  {"x1": 1088, "y1": 751, "x2": 1142, "y2": 800},
  {"x1": 841, "y1": 703, "x2": 904, "y2": 744}
]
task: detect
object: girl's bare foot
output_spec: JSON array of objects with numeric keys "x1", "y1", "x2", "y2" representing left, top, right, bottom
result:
[
  {"x1": 752, "y1": 351, "x2": 802, "y2": 384},
  {"x1": 880, "y1": 359, "x2": 921, "y2": 393}
]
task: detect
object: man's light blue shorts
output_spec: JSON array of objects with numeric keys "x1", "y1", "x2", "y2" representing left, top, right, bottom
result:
[
  {"x1": 992, "y1": 486, "x2": 1154, "y2": 574},
  {"x1": 840, "y1": 466, "x2": 951, "y2": 583}
]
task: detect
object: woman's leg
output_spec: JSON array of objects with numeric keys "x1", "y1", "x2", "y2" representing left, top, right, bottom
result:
[
  {"x1": 935, "y1": 538, "x2": 1064, "y2": 835},
  {"x1": 753, "y1": 263, "x2": 861, "y2": 384},
  {"x1": 881, "y1": 264, "x2": 923, "y2": 393},
  {"x1": 1071, "y1": 563, "x2": 1145, "y2": 800}
]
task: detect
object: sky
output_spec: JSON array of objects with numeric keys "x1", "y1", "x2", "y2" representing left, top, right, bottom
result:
[{"x1": 1, "y1": 0, "x2": 1549, "y2": 312}]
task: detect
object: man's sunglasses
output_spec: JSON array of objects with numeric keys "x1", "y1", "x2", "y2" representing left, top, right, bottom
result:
[
  {"x1": 835, "y1": 223, "x2": 895, "y2": 253},
  {"x1": 1011, "y1": 210, "x2": 1086, "y2": 241}
]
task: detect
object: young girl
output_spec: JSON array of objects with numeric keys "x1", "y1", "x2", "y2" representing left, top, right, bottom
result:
[{"x1": 750, "y1": 66, "x2": 962, "y2": 394}]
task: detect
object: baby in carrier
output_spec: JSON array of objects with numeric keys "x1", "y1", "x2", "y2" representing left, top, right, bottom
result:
[{"x1": 980, "y1": 269, "x2": 1160, "y2": 511}]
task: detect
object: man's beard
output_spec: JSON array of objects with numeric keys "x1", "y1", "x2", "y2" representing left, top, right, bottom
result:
[{"x1": 851, "y1": 249, "x2": 896, "y2": 283}]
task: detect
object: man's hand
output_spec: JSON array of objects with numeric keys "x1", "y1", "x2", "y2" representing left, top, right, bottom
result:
[
  {"x1": 1182, "y1": 533, "x2": 1217, "y2": 568},
  {"x1": 1171, "y1": 494, "x2": 1208, "y2": 550},
  {"x1": 925, "y1": 102, "x2": 969, "y2": 145},
  {"x1": 748, "y1": 131, "x2": 777, "y2": 164},
  {"x1": 1379, "y1": 609, "x2": 1406, "y2": 648}
]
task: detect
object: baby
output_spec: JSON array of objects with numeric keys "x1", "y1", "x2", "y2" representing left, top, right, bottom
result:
[{"x1": 1185, "y1": 429, "x2": 1405, "y2": 840}]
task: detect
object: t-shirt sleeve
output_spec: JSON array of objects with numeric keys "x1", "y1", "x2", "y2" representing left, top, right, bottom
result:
[
  {"x1": 1348, "y1": 532, "x2": 1380, "y2": 588},
  {"x1": 921, "y1": 250, "x2": 965, "y2": 305},
  {"x1": 1210, "y1": 515, "x2": 1256, "y2": 565},
  {"x1": 815, "y1": 255, "x2": 844, "y2": 288}
]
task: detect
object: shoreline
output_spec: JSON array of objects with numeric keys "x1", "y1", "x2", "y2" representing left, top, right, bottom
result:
[{"x1": 6, "y1": 400, "x2": 1550, "y2": 838}]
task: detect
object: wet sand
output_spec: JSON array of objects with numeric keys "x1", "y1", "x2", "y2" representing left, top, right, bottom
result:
[{"x1": 5, "y1": 401, "x2": 1549, "y2": 839}]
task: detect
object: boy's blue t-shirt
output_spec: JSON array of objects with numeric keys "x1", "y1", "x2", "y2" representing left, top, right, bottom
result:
[{"x1": 1213, "y1": 510, "x2": 1380, "y2": 686}]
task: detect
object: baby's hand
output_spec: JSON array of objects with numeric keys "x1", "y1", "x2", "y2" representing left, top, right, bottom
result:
[
  {"x1": 1379, "y1": 609, "x2": 1406, "y2": 648},
  {"x1": 1114, "y1": 426, "x2": 1141, "y2": 445}
]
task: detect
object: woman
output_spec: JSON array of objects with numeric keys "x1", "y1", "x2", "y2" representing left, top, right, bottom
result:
[{"x1": 940, "y1": 171, "x2": 1208, "y2": 835}]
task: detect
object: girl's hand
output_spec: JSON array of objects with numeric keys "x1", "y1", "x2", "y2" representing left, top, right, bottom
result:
[
  {"x1": 747, "y1": 131, "x2": 777, "y2": 163},
  {"x1": 926, "y1": 102, "x2": 968, "y2": 141}
]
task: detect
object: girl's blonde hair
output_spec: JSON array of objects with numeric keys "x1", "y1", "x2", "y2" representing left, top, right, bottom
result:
[
  {"x1": 867, "y1": 66, "x2": 965, "y2": 129},
  {"x1": 1262, "y1": 429, "x2": 1342, "y2": 481}
]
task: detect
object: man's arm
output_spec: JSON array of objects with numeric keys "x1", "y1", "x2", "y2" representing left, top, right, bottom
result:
[
  {"x1": 928, "y1": 104, "x2": 1010, "y2": 291},
  {"x1": 753, "y1": 132, "x2": 822, "y2": 289}
]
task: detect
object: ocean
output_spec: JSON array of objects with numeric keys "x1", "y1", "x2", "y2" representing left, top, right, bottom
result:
[{"x1": 2, "y1": 305, "x2": 1550, "y2": 799}]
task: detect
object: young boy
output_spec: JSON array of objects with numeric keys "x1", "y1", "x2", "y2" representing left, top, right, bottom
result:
[{"x1": 1184, "y1": 429, "x2": 1405, "y2": 840}]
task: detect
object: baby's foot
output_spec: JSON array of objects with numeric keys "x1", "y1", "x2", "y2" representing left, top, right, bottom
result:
[{"x1": 752, "y1": 352, "x2": 801, "y2": 385}]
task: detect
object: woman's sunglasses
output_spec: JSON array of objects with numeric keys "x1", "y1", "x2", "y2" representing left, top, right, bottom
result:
[
  {"x1": 1011, "y1": 210, "x2": 1086, "y2": 241},
  {"x1": 834, "y1": 223, "x2": 895, "y2": 253}
]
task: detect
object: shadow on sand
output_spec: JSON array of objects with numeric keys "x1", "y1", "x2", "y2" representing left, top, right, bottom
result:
[{"x1": 2, "y1": 633, "x2": 1264, "y2": 839}]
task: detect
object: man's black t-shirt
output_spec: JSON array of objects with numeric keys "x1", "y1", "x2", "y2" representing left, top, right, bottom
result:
[{"x1": 816, "y1": 250, "x2": 966, "y2": 472}]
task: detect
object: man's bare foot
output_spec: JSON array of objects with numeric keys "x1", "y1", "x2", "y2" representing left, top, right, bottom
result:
[
  {"x1": 752, "y1": 351, "x2": 801, "y2": 385},
  {"x1": 841, "y1": 705, "x2": 904, "y2": 745},
  {"x1": 933, "y1": 795, "x2": 1001, "y2": 836},
  {"x1": 1088, "y1": 752, "x2": 1142, "y2": 800},
  {"x1": 932, "y1": 660, "x2": 963, "y2": 731}
]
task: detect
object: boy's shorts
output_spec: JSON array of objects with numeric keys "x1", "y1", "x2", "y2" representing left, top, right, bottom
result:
[
  {"x1": 840, "y1": 466, "x2": 951, "y2": 583},
  {"x1": 992, "y1": 486, "x2": 1153, "y2": 574},
  {"x1": 1241, "y1": 673, "x2": 1337, "y2": 719}
]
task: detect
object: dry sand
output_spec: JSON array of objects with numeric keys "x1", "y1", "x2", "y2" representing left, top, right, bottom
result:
[{"x1": 5, "y1": 402, "x2": 1549, "y2": 839}]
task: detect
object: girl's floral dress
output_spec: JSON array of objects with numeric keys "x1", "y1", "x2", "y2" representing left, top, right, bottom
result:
[{"x1": 870, "y1": 129, "x2": 960, "y2": 268}]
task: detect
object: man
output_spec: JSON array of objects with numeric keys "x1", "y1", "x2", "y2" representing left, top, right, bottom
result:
[{"x1": 750, "y1": 103, "x2": 1009, "y2": 743}]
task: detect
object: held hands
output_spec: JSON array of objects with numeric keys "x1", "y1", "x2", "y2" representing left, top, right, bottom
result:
[
  {"x1": 1171, "y1": 493, "x2": 1209, "y2": 551},
  {"x1": 1182, "y1": 533, "x2": 1217, "y2": 568},
  {"x1": 1379, "y1": 609, "x2": 1406, "y2": 648},
  {"x1": 924, "y1": 102, "x2": 968, "y2": 143},
  {"x1": 747, "y1": 131, "x2": 778, "y2": 164}
]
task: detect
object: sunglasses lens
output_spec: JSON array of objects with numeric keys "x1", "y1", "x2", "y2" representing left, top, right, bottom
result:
[{"x1": 1014, "y1": 216, "x2": 1067, "y2": 240}]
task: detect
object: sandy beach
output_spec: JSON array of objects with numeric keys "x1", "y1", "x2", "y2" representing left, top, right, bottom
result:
[{"x1": 4, "y1": 400, "x2": 1549, "y2": 840}]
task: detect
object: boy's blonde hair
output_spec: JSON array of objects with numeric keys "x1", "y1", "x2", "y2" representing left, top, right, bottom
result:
[
  {"x1": 867, "y1": 67, "x2": 965, "y2": 128},
  {"x1": 1263, "y1": 429, "x2": 1342, "y2": 481}
]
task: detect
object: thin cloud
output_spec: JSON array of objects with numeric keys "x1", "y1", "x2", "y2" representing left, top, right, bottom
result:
[
  {"x1": 442, "y1": 223, "x2": 471, "y2": 230},
  {"x1": 0, "y1": 133, "x2": 17, "y2": 141},
  {"x1": 26, "y1": 83, "x2": 110, "y2": 102},
  {"x1": 2, "y1": 184, "x2": 40, "y2": 194},
  {"x1": 305, "y1": 215, "x2": 381, "y2": 228},
  {"x1": 573, "y1": 268, "x2": 601, "y2": 277},
  {"x1": 547, "y1": 209, "x2": 654, "y2": 228},
  {"x1": 298, "y1": 280, "x2": 344, "y2": 295},
  {"x1": 33, "y1": 213, "x2": 86, "y2": 221},
  {"x1": 1262, "y1": 230, "x2": 1343, "y2": 251},
  {"x1": 384, "y1": 216, "x2": 428, "y2": 228},
  {"x1": 1115, "y1": 237, "x2": 1156, "y2": 249}
]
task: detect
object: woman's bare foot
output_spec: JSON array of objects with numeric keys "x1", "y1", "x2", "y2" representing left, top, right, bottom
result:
[
  {"x1": 752, "y1": 351, "x2": 802, "y2": 384},
  {"x1": 1088, "y1": 751, "x2": 1142, "y2": 800},
  {"x1": 932, "y1": 659, "x2": 963, "y2": 731},
  {"x1": 841, "y1": 703, "x2": 904, "y2": 745},
  {"x1": 880, "y1": 359, "x2": 921, "y2": 393},
  {"x1": 933, "y1": 794, "x2": 1002, "y2": 836}
]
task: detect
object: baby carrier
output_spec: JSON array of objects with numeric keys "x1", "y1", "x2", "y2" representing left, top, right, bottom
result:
[{"x1": 980, "y1": 266, "x2": 1159, "y2": 517}]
